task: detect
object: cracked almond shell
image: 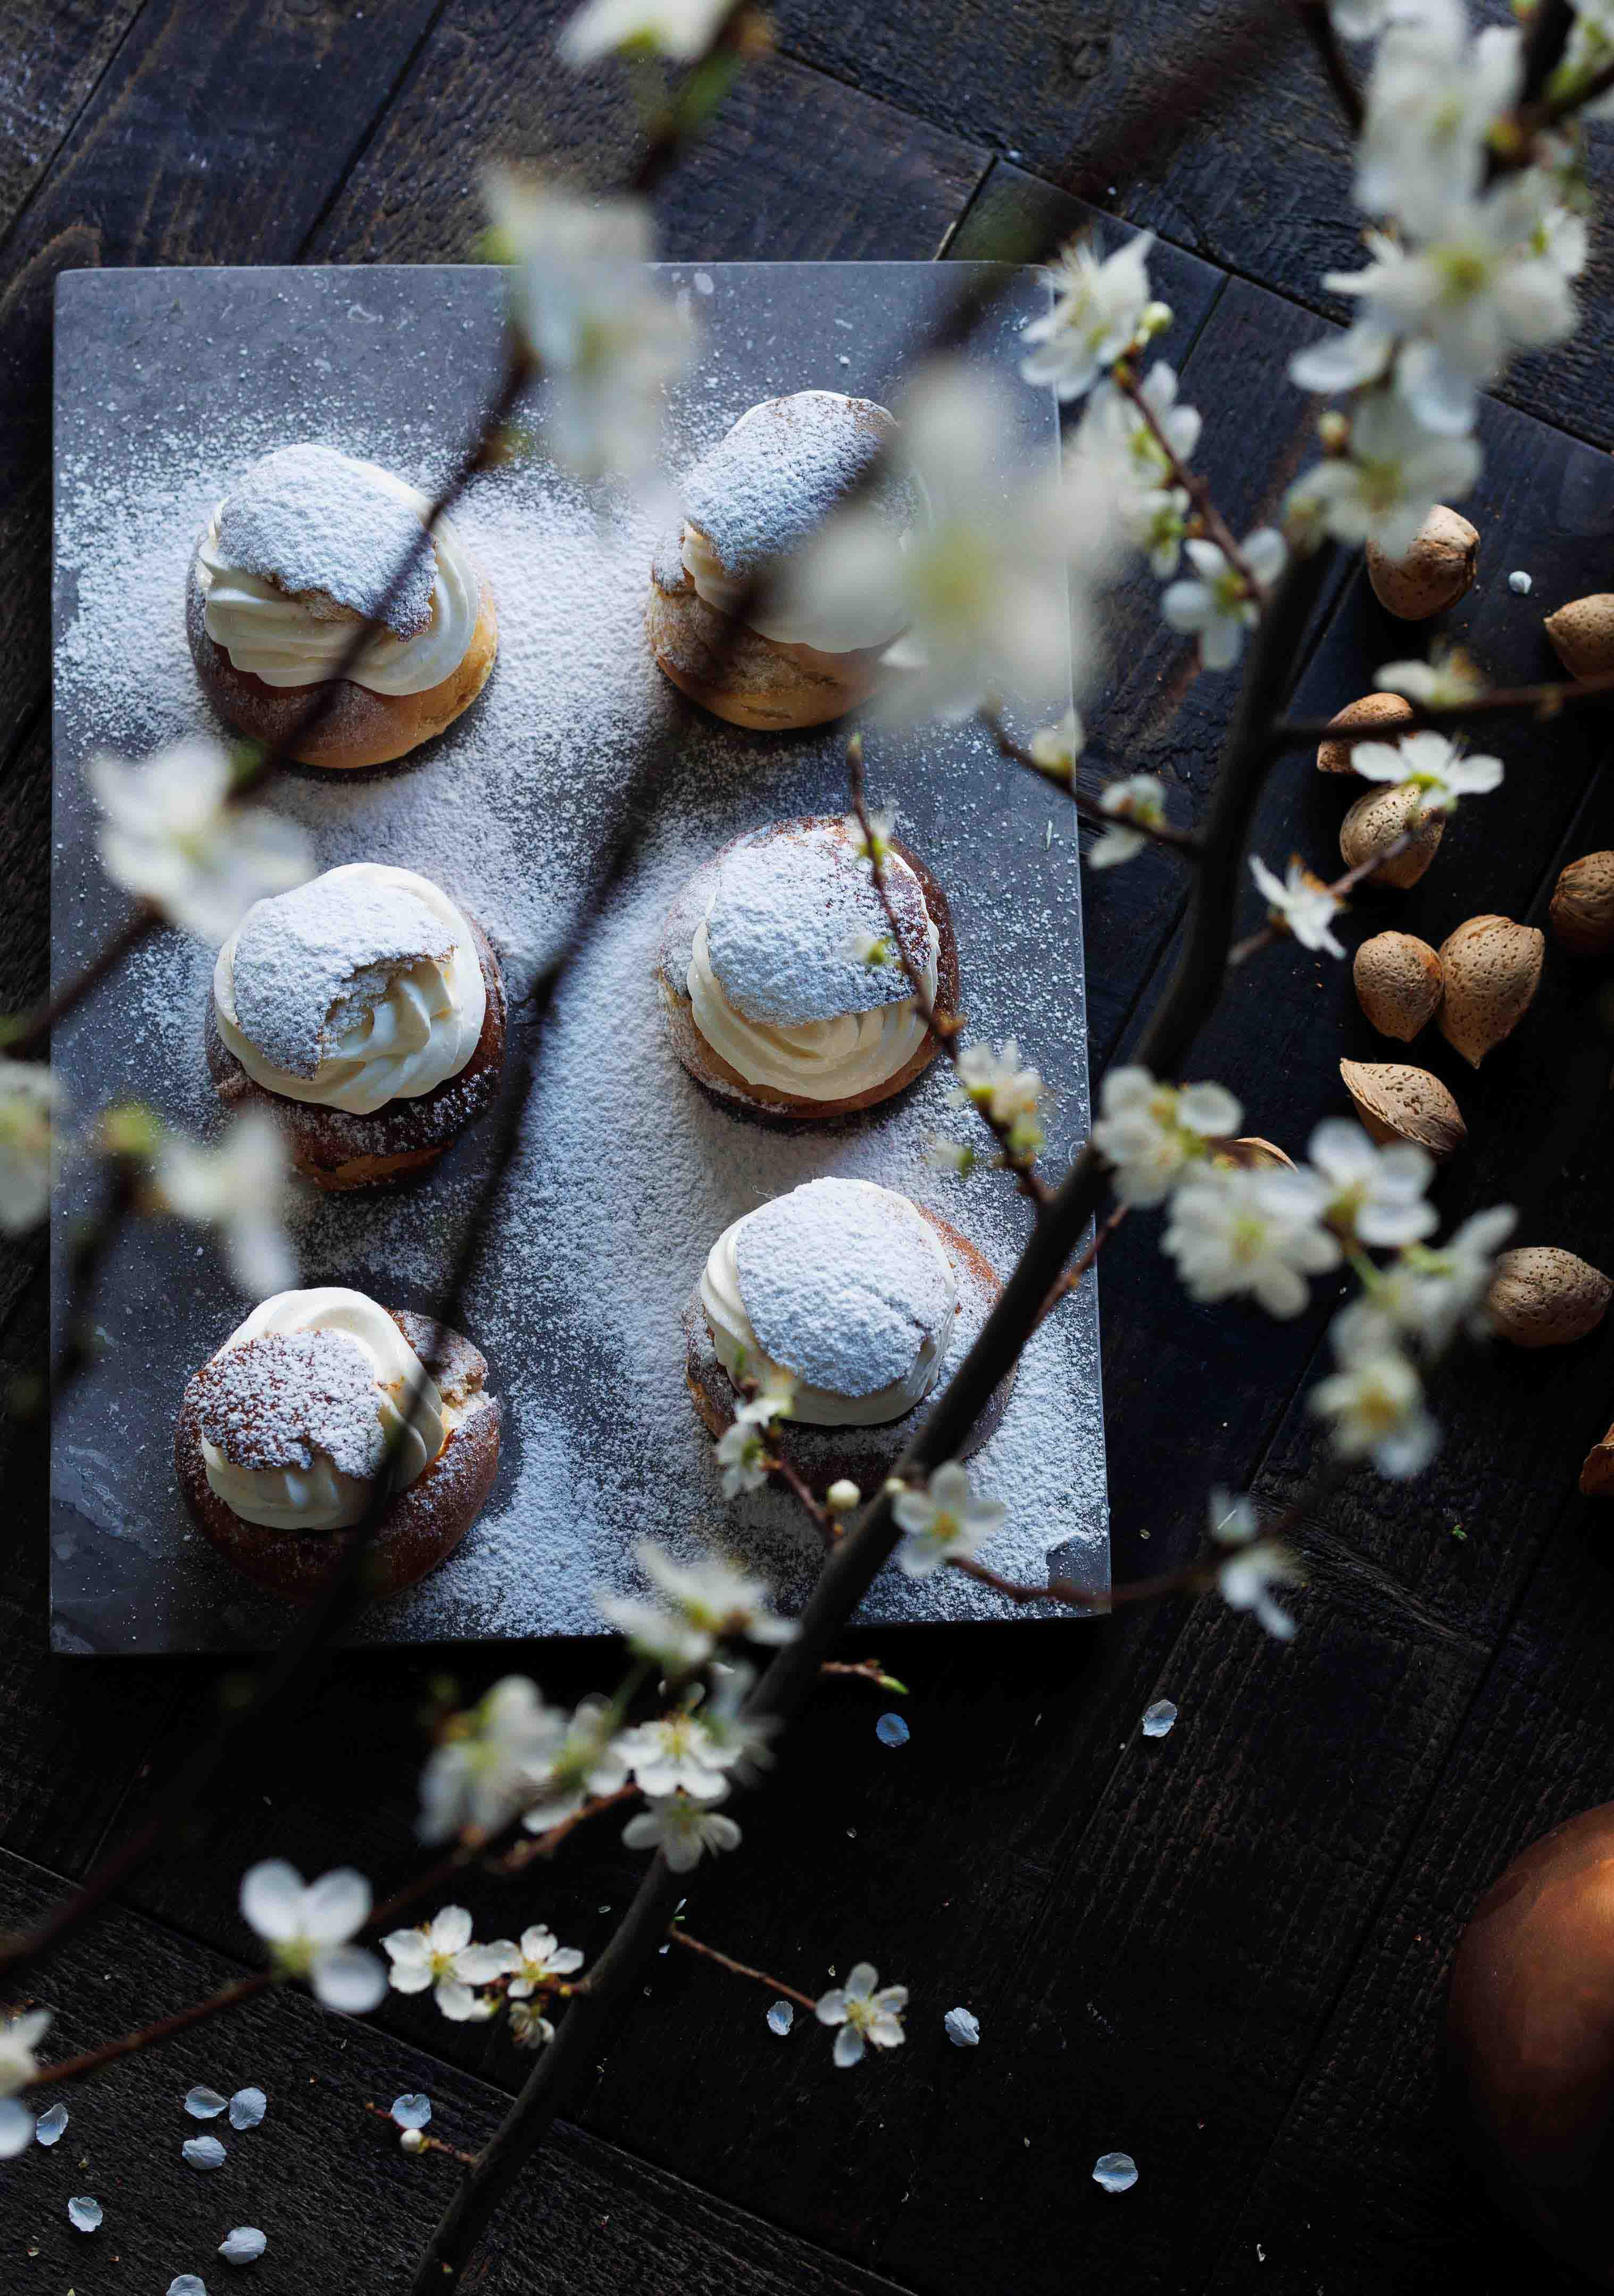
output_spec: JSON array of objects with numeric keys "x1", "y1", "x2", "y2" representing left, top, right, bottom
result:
[
  {"x1": 1435, "y1": 914, "x2": 1544, "y2": 1067},
  {"x1": 1339, "y1": 1059, "x2": 1466, "y2": 1159},
  {"x1": 1549, "y1": 851, "x2": 1614, "y2": 955},
  {"x1": 1352, "y1": 931, "x2": 1443, "y2": 1042},
  {"x1": 1340, "y1": 782, "x2": 1444, "y2": 889},
  {"x1": 1212, "y1": 1136, "x2": 1296, "y2": 1172},
  {"x1": 1543, "y1": 594, "x2": 1614, "y2": 681},
  {"x1": 1366, "y1": 505, "x2": 1479, "y2": 620},
  {"x1": 1486, "y1": 1247, "x2": 1612, "y2": 1350},
  {"x1": 1316, "y1": 691, "x2": 1417, "y2": 775}
]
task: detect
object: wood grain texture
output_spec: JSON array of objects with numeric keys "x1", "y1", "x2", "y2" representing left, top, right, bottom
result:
[
  {"x1": 310, "y1": 1, "x2": 989, "y2": 265},
  {"x1": 0, "y1": 1848, "x2": 921, "y2": 2295},
  {"x1": 0, "y1": 0, "x2": 144, "y2": 237}
]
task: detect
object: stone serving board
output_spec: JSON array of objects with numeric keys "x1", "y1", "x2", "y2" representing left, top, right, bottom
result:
[{"x1": 49, "y1": 261, "x2": 1108, "y2": 1653}]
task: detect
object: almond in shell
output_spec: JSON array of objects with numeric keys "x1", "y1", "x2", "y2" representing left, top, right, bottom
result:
[
  {"x1": 1339, "y1": 1058, "x2": 1466, "y2": 1159},
  {"x1": 1340, "y1": 782, "x2": 1444, "y2": 889},
  {"x1": 1366, "y1": 506, "x2": 1478, "y2": 620},
  {"x1": 1316, "y1": 692, "x2": 1417, "y2": 775},
  {"x1": 1353, "y1": 931, "x2": 1443, "y2": 1042},
  {"x1": 1486, "y1": 1247, "x2": 1612, "y2": 1349},
  {"x1": 1543, "y1": 595, "x2": 1614, "y2": 681},
  {"x1": 1435, "y1": 914, "x2": 1544, "y2": 1067},
  {"x1": 1549, "y1": 851, "x2": 1614, "y2": 955}
]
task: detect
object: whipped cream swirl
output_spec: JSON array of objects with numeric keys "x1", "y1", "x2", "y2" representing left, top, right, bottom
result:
[
  {"x1": 687, "y1": 852, "x2": 938, "y2": 1101},
  {"x1": 199, "y1": 1287, "x2": 445, "y2": 1531},
  {"x1": 700, "y1": 1185, "x2": 956, "y2": 1428},
  {"x1": 197, "y1": 458, "x2": 480, "y2": 695},
  {"x1": 214, "y1": 864, "x2": 486, "y2": 1117}
]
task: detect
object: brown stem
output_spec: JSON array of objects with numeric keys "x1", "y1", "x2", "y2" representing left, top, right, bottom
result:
[
  {"x1": 665, "y1": 1927, "x2": 819, "y2": 2014},
  {"x1": 847, "y1": 736, "x2": 1051, "y2": 1206},
  {"x1": 25, "y1": 1972, "x2": 273, "y2": 2092},
  {"x1": 364, "y1": 2100, "x2": 478, "y2": 2167},
  {"x1": 1112, "y1": 368, "x2": 1263, "y2": 598},
  {"x1": 1227, "y1": 826, "x2": 1416, "y2": 967},
  {"x1": 948, "y1": 1551, "x2": 1210, "y2": 1611},
  {"x1": 1295, "y1": 1, "x2": 1365, "y2": 133},
  {"x1": 490, "y1": 1785, "x2": 640, "y2": 1875},
  {"x1": 979, "y1": 705, "x2": 1203, "y2": 859},
  {"x1": 819, "y1": 1658, "x2": 905, "y2": 1691},
  {"x1": 1271, "y1": 666, "x2": 1614, "y2": 747},
  {"x1": 766, "y1": 1446, "x2": 837, "y2": 1543}
]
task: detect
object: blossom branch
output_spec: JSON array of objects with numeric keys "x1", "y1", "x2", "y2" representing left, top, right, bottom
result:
[
  {"x1": 363, "y1": 2099, "x2": 478, "y2": 2167},
  {"x1": 1227, "y1": 828, "x2": 1416, "y2": 967},
  {"x1": 490, "y1": 1785, "x2": 641, "y2": 1875},
  {"x1": 819, "y1": 1657, "x2": 908, "y2": 1693},
  {"x1": 665, "y1": 1926, "x2": 819, "y2": 2014},
  {"x1": 1112, "y1": 364, "x2": 1264, "y2": 597},
  {"x1": 23, "y1": 1972, "x2": 273, "y2": 2094},
  {"x1": 978, "y1": 705, "x2": 1203, "y2": 858},
  {"x1": 1270, "y1": 664, "x2": 1614, "y2": 747}
]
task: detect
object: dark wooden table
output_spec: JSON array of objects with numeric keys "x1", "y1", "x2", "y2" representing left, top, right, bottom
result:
[{"x1": 5, "y1": 3, "x2": 1614, "y2": 2290}]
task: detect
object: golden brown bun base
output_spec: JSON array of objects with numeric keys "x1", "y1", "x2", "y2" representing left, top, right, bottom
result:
[
  {"x1": 684, "y1": 1208, "x2": 1017, "y2": 1496},
  {"x1": 656, "y1": 830, "x2": 959, "y2": 1121},
  {"x1": 645, "y1": 546, "x2": 884, "y2": 730},
  {"x1": 206, "y1": 917, "x2": 507, "y2": 1192},
  {"x1": 186, "y1": 557, "x2": 498, "y2": 770},
  {"x1": 175, "y1": 1309, "x2": 501, "y2": 1605}
]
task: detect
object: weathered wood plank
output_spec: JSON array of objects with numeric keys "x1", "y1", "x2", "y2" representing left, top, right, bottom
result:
[
  {"x1": 0, "y1": 0, "x2": 144, "y2": 235},
  {"x1": 312, "y1": 7, "x2": 992, "y2": 265},
  {"x1": 0, "y1": 1848, "x2": 922, "y2": 2293}
]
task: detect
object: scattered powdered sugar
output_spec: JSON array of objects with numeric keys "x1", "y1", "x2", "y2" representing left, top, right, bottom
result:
[
  {"x1": 704, "y1": 819, "x2": 928, "y2": 1022},
  {"x1": 49, "y1": 264, "x2": 1106, "y2": 1650},
  {"x1": 213, "y1": 442, "x2": 435, "y2": 634},
  {"x1": 734, "y1": 1177, "x2": 953, "y2": 1398},
  {"x1": 680, "y1": 391, "x2": 913, "y2": 574},
  {"x1": 192, "y1": 1331, "x2": 385, "y2": 1476},
  {"x1": 231, "y1": 872, "x2": 452, "y2": 1078}
]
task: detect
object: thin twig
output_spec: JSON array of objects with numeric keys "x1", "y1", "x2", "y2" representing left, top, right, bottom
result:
[
  {"x1": 1271, "y1": 665, "x2": 1614, "y2": 747},
  {"x1": 979, "y1": 705, "x2": 1204, "y2": 858},
  {"x1": 490, "y1": 1785, "x2": 640, "y2": 1876},
  {"x1": 24, "y1": 1973, "x2": 272, "y2": 2093},
  {"x1": 665, "y1": 1927, "x2": 818, "y2": 2014},
  {"x1": 819, "y1": 1658, "x2": 907, "y2": 1692},
  {"x1": 364, "y1": 2099, "x2": 479, "y2": 2167},
  {"x1": 1227, "y1": 826, "x2": 1416, "y2": 966},
  {"x1": 1112, "y1": 366, "x2": 1263, "y2": 596}
]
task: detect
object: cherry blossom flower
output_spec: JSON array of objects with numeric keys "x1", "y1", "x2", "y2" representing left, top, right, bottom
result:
[
  {"x1": 1365, "y1": 1204, "x2": 1519, "y2": 1353},
  {"x1": 615, "y1": 1710, "x2": 733, "y2": 1798},
  {"x1": 559, "y1": 0, "x2": 732, "y2": 65},
  {"x1": 1090, "y1": 774, "x2": 1168, "y2": 870},
  {"x1": 622, "y1": 1790, "x2": 742, "y2": 1872},
  {"x1": 954, "y1": 1039, "x2": 1045, "y2": 1154},
  {"x1": 518, "y1": 1696, "x2": 632, "y2": 1832},
  {"x1": 484, "y1": 170, "x2": 692, "y2": 479},
  {"x1": 382, "y1": 1907, "x2": 517, "y2": 2020},
  {"x1": 1020, "y1": 231, "x2": 1158, "y2": 402},
  {"x1": 1091, "y1": 1066, "x2": 1243, "y2": 1206},
  {"x1": 1249, "y1": 855, "x2": 1346, "y2": 957},
  {"x1": 814, "y1": 1961, "x2": 908, "y2": 2067},
  {"x1": 239, "y1": 1861, "x2": 387, "y2": 2013},
  {"x1": 1350, "y1": 728, "x2": 1503, "y2": 813},
  {"x1": 508, "y1": 1998, "x2": 556, "y2": 2049},
  {"x1": 1162, "y1": 1164, "x2": 1342, "y2": 1317},
  {"x1": 1374, "y1": 642, "x2": 1487, "y2": 707},
  {"x1": 1309, "y1": 1332, "x2": 1440, "y2": 1477},
  {"x1": 154, "y1": 1110, "x2": 295, "y2": 1295},
  {"x1": 1305, "y1": 1118, "x2": 1437, "y2": 1248},
  {"x1": 1207, "y1": 1489, "x2": 1301, "y2": 1640},
  {"x1": 714, "y1": 1398, "x2": 778, "y2": 1499},
  {"x1": 1027, "y1": 706, "x2": 1085, "y2": 780},
  {"x1": 609, "y1": 1539, "x2": 798, "y2": 1663},
  {"x1": 88, "y1": 739, "x2": 312, "y2": 944},
  {"x1": 1329, "y1": 0, "x2": 1388, "y2": 36},
  {"x1": 690, "y1": 1659, "x2": 777, "y2": 1781},
  {"x1": 892, "y1": 1461, "x2": 1006, "y2": 1577},
  {"x1": 1161, "y1": 529, "x2": 1287, "y2": 670},
  {"x1": 418, "y1": 1674, "x2": 567, "y2": 1844},
  {"x1": 1286, "y1": 389, "x2": 1482, "y2": 555},
  {"x1": 783, "y1": 362, "x2": 1123, "y2": 723},
  {"x1": 506, "y1": 1925, "x2": 585, "y2": 1999},
  {"x1": 0, "y1": 1059, "x2": 62, "y2": 1237},
  {"x1": 0, "y1": 2008, "x2": 49, "y2": 2154},
  {"x1": 844, "y1": 805, "x2": 896, "y2": 864},
  {"x1": 1355, "y1": 2, "x2": 1521, "y2": 238}
]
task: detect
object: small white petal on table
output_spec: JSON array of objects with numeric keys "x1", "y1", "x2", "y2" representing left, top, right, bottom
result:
[
  {"x1": 186, "y1": 2086, "x2": 229, "y2": 2118},
  {"x1": 220, "y1": 2226, "x2": 268, "y2": 2264},
  {"x1": 68, "y1": 2195, "x2": 104, "y2": 2231},
  {"x1": 184, "y1": 2135, "x2": 228, "y2": 2170},
  {"x1": 390, "y1": 2093, "x2": 432, "y2": 2129},
  {"x1": 35, "y1": 2102, "x2": 68, "y2": 2145},
  {"x1": 169, "y1": 2277, "x2": 210, "y2": 2295},
  {"x1": 1141, "y1": 1700, "x2": 1178, "y2": 1739},
  {"x1": 766, "y1": 2000, "x2": 794, "y2": 2036},
  {"x1": 875, "y1": 1713, "x2": 910, "y2": 1748},
  {"x1": 228, "y1": 2086, "x2": 267, "y2": 2130},
  {"x1": 943, "y1": 2006, "x2": 980, "y2": 2048},
  {"x1": 1093, "y1": 2151, "x2": 1138, "y2": 2193},
  {"x1": 1508, "y1": 570, "x2": 1533, "y2": 594}
]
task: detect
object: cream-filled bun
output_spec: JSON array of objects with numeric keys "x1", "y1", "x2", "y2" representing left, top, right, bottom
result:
[
  {"x1": 646, "y1": 392, "x2": 919, "y2": 730},
  {"x1": 684, "y1": 1176, "x2": 1016, "y2": 1493},
  {"x1": 206, "y1": 863, "x2": 507, "y2": 1191},
  {"x1": 186, "y1": 443, "x2": 497, "y2": 770},
  {"x1": 656, "y1": 817, "x2": 957, "y2": 1119},
  {"x1": 175, "y1": 1287, "x2": 501, "y2": 1602}
]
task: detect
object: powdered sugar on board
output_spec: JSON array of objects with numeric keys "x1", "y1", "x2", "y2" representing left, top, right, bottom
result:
[
  {"x1": 212, "y1": 443, "x2": 436, "y2": 635},
  {"x1": 735, "y1": 1178, "x2": 952, "y2": 1397},
  {"x1": 48, "y1": 262, "x2": 1106, "y2": 1651},
  {"x1": 192, "y1": 1330, "x2": 386, "y2": 1476},
  {"x1": 704, "y1": 819, "x2": 929, "y2": 1022}
]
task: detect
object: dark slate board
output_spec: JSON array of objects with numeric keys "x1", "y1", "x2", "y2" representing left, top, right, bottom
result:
[{"x1": 48, "y1": 261, "x2": 1108, "y2": 1652}]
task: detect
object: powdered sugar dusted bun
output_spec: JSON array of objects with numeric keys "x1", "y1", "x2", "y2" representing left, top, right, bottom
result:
[
  {"x1": 186, "y1": 443, "x2": 497, "y2": 770},
  {"x1": 175, "y1": 1293, "x2": 501, "y2": 1604},
  {"x1": 685, "y1": 1180, "x2": 1014, "y2": 1493},
  {"x1": 207, "y1": 869, "x2": 507, "y2": 1191},
  {"x1": 656, "y1": 817, "x2": 958, "y2": 1118},
  {"x1": 646, "y1": 391, "x2": 917, "y2": 731}
]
